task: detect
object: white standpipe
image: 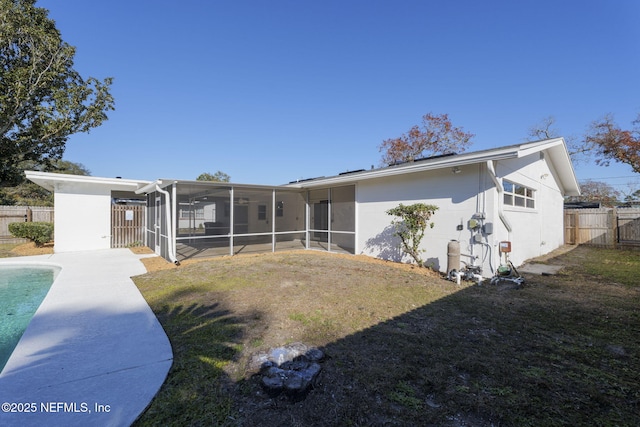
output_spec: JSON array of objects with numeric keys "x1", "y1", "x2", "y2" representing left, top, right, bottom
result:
[
  {"x1": 486, "y1": 160, "x2": 512, "y2": 235},
  {"x1": 155, "y1": 184, "x2": 180, "y2": 265}
]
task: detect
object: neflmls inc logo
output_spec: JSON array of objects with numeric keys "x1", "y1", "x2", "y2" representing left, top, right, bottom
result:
[{"x1": 40, "y1": 402, "x2": 90, "y2": 413}]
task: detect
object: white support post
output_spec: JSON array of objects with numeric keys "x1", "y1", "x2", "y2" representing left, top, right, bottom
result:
[
  {"x1": 305, "y1": 190, "x2": 310, "y2": 249},
  {"x1": 327, "y1": 188, "x2": 332, "y2": 252},
  {"x1": 229, "y1": 187, "x2": 234, "y2": 256},
  {"x1": 272, "y1": 189, "x2": 276, "y2": 252},
  {"x1": 171, "y1": 183, "x2": 177, "y2": 261}
]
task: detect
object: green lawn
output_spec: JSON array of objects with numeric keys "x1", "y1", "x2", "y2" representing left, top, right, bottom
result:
[
  {"x1": 0, "y1": 243, "x2": 22, "y2": 258},
  {"x1": 132, "y1": 247, "x2": 640, "y2": 426}
]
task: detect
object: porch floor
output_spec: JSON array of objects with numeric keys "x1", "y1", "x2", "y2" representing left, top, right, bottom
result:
[{"x1": 175, "y1": 239, "x2": 353, "y2": 261}]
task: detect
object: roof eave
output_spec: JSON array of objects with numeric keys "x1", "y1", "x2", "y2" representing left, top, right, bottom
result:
[
  {"x1": 286, "y1": 150, "x2": 519, "y2": 188},
  {"x1": 25, "y1": 171, "x2": 151, "y2": 192},
  {"x1": 286, "y1": 138, "x2": 581, "y2": 195}
]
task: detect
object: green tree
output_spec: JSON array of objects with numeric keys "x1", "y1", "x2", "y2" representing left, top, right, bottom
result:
[
  {"x1": 624, "y1": 189, "x2": 640, "y2": 203},
  {"x1": 196, "y1": 171, "x2": 231, "y2": 182},
  {"x1": 379, "y1": 113, "x2": 473, "y2": 166},
  {"x1": 48, "y1": 159, "x2": 91, "y2": 176},
  {"x1": 0, "y1": 0, "x2": 114, "y2": 186},
  {"x1": 565, "y1": 180, "x2": 620, "y2": 207},
  {"x1": 0, "y1": 159, "x2": 90, "y2": 205},
  {"x1": 386, "y1": 203, "x2": 438, "y2": 267}
]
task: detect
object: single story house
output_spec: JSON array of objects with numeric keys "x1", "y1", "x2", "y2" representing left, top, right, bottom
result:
[{"x1": 26, "y1": 137, "x2": 580, "y2": 277}]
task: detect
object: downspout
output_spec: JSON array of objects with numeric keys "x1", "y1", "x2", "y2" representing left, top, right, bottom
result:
[
  {"x1": 155, "y1": 184, "x2": 180, "y2": 265},
  {"x1": 486, "y1": 161, "x2": 512, "y2": 236}
]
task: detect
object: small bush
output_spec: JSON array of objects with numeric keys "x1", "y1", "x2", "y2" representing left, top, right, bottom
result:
[
  {"x1": 8, "y1": 222, "x2": 54, "y2": 246},
  {"x1": 386, "y1": 203, "x2": 438, "y2": 267}
]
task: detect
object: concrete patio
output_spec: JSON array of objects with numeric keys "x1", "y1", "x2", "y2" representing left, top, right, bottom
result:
[{"x1": 0, "y1": 249, "x2": 173, "y2": 427}]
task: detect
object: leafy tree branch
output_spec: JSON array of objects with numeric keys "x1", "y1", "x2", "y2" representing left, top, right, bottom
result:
[
  {"x1": 196, "y1": 171, "x2": 231, "y2": 182},
  {"x1": 379, "y1": 113, "x2": 473, "y2": 166},
  {"x1": 1, "y1": 0, "x2": 114, "y2": 186},
  {"x1": 584, "y1": 113, "x2": 640, "y2": 173}
]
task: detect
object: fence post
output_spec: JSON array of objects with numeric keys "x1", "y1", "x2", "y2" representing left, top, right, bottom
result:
[
  {"x1": 26, "y1": 207, "x2": 33, "y2": 222},
  {"x1": 612, "y1": 207, "x2": 618, "y2": 249}
]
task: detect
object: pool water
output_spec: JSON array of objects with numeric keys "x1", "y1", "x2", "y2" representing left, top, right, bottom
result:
[{"x1": 0, "y1": 266, "x2": 59, "y2": 373}]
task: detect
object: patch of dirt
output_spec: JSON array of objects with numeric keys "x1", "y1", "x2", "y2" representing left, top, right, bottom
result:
[
  {"x1": 10, "y1": 242, "x2": 54, "y2": 256},
  {"x1": 138, "y1": 255, "x2": 177, "y2": 272},
  {"x1": 128, "y1": 245, "x2": 155, "y2": 255},
  {"x1": 129, "y1": 246, "x2": 180, "y2": 272},
  {"x1": 139, "y1": 248, "x2": 444, "y2": 276}
]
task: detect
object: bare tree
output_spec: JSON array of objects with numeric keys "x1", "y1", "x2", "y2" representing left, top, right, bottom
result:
[
  {"x1": 565, "y1": 180, "x2": 620, "y2": 207},
  {"x1": 526, "y1": 116, "x2": 590, "y2": 164}
]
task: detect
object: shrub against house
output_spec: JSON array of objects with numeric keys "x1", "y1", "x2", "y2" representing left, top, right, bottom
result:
[{"x1": 8, "y1": 222, "x2": 54, "y2": 246}]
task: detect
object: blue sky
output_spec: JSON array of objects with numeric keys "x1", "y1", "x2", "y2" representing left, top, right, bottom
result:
[{"x1": 38, "y1": 0, "x2": 640, "y2": 194}]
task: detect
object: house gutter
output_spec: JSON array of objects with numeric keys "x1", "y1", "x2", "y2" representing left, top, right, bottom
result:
[
  {"x1": 486, "y1": 161, "x2": 512, "y2": 235},
  {"x1": 154, "y1": 184, "x2": 179, "y2": 265},
  {"x1": 136, "y1": 180, "x2": 162, "y2": 195}
]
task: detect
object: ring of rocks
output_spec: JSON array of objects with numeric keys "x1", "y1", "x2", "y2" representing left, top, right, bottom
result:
[{"x1": 249, "y1": 342, "x2": 325, "y2": 399}]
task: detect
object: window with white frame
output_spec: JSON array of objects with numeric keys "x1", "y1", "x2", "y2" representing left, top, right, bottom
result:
[
  {"x1": 503, "y1": 180, "x2": 535, "y2": 208},
  {"x1": 179, "y1": 206, "x2": 205, "y2": 219}
]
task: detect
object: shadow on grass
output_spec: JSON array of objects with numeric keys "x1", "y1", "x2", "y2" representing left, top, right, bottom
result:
[
  {"x1": 133, "y1": 298, "x2": 253, "y2": 426},
  {"x1": 240, "y1": 254, "x2": 640, "y2": 426}
]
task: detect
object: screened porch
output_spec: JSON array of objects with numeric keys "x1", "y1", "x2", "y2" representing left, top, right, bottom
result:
[{"x1": 145, "y1": 181, "x2": 355, "y2": 262}]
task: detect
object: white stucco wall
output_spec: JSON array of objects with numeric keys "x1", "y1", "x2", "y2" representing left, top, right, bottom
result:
[
  {"x1": 495, "y1": 152, "x2": 566, "y2": 266},
  {"x1": 53, "y1": 183, "x2": 113, "y2": 252},
  {"x1": 356, "y1": 152, "x2": 567, "y2": 276},
  {"x1": 357, "y1": 164, "x2": 491, "y2": 274}
]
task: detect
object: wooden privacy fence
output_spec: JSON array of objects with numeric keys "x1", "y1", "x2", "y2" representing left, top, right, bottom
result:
[
  {"x1": 111, "y1": 204, "x2": 146, "y2": 248},
  {"x1": 0, "y1": 205, "x2": 55, "y2": 243},
  {"x1": 564, "y1": 207, "x2": 640, "y2": 248}
]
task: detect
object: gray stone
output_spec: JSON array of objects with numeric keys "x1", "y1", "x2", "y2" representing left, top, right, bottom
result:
[
  {"x1": 256, "y1": 343, "x2": 324, "y2": 399},
  {"x1": 306, "y1": 348, "x2": 325, "y2": 361},
  {"x1": 518, "y1": 263, "x2": 563, "y2": 275},
  {"x1": 265, "y1": 366, "x2": 286, "y2": 377},
  {"x1": 262, "y1": 374, "x2": 284, "y2": 390},
  {"x1": 284, "y1": 372, "x2": 305, "y2": 391},
  {"x1": 299, "y1": 362, "x2": 321, "y2": 381}
]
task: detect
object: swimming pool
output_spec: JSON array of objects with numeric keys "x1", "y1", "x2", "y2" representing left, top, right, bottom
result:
[{"x1": 0, "y1": 265, "x2": 60, "y2": 372}]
